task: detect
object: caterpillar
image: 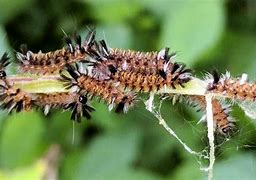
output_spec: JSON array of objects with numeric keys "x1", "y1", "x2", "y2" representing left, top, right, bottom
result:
[
  {"x1": 16, "y1": 30, "x2": 96, "y2": 75},
  {"x1": 34, "y1": 92, "x2": 95, "y2": 122},
  {"x1": 0, "y1": 52, "x2": 32, "y2": 113},
  {"x1": 0, "y1": 53, "x2": 95, "y2": 120},
  {"x1": 0, "y1": 85, "x2": 33, "y2": 113},
  {"x1": 207, "y1": 70, "x2": 256, "y2": 102},
  {"x1": 88, "y1": 40, "x2": 192, "y2": 83},
  {"x1": 61, "y1": 64, "x2": 136, "y2": 113},
  {"x1": 0, "y1": 88, "x2": 95, "y2": 121},
  {"x1": 188, "y1": 95, "x2": 235, "y2": 135},
  {"x1": 103, "y1": 67, "x2": 191, "y2": 94}
]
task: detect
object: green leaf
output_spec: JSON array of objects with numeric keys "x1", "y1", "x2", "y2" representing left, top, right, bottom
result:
[
  {"x1": 214, "y1": 153, "x2": 256, "y2": 180},
  {"x1": 86, "y1": 0, "x2": 140, "y2": 23},
  {"x1": 0, "y1": 160, "x2": 45, "y2": 180},
  {"x1": 0, "y1": 111, "x2": 46, "y2": 169},
  {"x1": 0, "y1": 0, "x2": 35, "y2": 23},
  {"x1": 96, "y1": 24, "x2": 133, "y2": 49},
  {"x1": 73, "y1": 129, "x2": 141, "y2": 179},
  {"x1": 0, "y1": 26, "x2": 9, "y2": 55},
  {"x1": 172, "y1": 160, "x2": 203, "y2": 180},
  {"x1": 160, "y1": 0, "x2": 225, "y2": 66}
]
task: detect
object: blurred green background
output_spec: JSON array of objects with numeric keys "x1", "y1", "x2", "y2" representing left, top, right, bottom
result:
[{"x1": 1, "y1": 0, "x2": 256, "y2": 179}]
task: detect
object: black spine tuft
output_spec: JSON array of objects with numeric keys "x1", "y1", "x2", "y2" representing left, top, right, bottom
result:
[
  {"x1": 158, "y1": 70, "x2": 167, "y2": 79},
  {"x1": 108, "y1": 65, "x2": 117, "y2": 75},
  {"x1": 212, "y1": 69, "x2": 220, "y2": 84},
  {"x1": 0, "y1": 53, "x2": 10, "y2": 69}
]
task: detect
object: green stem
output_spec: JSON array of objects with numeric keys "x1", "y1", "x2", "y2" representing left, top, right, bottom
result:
[{"x1": 7, "y1": 75, "x2": 68, "y2": 93}]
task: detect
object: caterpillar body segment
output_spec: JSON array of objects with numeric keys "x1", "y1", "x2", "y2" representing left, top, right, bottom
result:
[
  {"x1": 61, "y1": 64, "x2": 136, "y2": 113},
  {"x1": 16, "y1": 30, "x2": 96, "y2": 74},
  {"x1": 34, "y1": 92, "x2": 95, "y2": 122}
]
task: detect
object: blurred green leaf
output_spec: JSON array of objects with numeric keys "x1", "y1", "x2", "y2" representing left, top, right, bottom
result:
[
  {"x1": 86, "y1": 0, "x2": 140, "y2": 23},
  {"x1": 193, "y1": 31, "x2": 256, "y2": 75},
  {"x1": 160, "y1": 0, "x2": 225, "y2": 66},
  {"x1": 0, "y1": 26, "x2": 9, "y2": 55},
  {"x1": 88, "y1": 102, "x2": 121, "y2": 130},
  {"x1": 0, "y1": 160, "x2": 45, "y2": 180},
  {"x1": 172, "y1": 160, "x2": 203, "y2": 180},
  {"x1": 48, "y1": 110, "x2": 85, "y2": 148},
  {"x1": 71, "y1": 129, "x2": 148, "y2": 179},
  {"x1": 96, "y1": 23, "x2": 133, "y2": 49},
  {"x1": 0, "y1": 0, "x2": 35, "y2": 23},
  {"x1": 214, "y1": 153, "x2": 256, "y2": 180},
  {"x1": 61, "y1": 151, "x2": 82, "y2": 180},
  {"x1": 0, "y1": 111, "x2": 46, "y2": 169}
]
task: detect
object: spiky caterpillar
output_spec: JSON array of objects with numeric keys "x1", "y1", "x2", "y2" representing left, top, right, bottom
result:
[
  {"x1": 188, "y1": 95, "x2": 235, "y2": 135},
  {"x1": 103, "y1": 65, "x2": 191, "y2": 94},
  {"x1": 16, "y1": 31, "x2": 96, "y2": 75},
  {"x1": 0, "y1": 84, "x2": 33, "y2": 113},
  {"x1": 207, "y1": 71, "x2": 256, "y2": 102},
  {"x1": 0, "y1": 53, "x2": 95, "y2": 120},
  {"x1": 0, "y1": 52, "x2": 32, "y2": 113},
  {"x1": 92, "y1": 40, "x2": 176, "y2": 72},
  {"x1": 0, "y1": 83, "x2": 95, "y2": 121},
  {"x1": 34, "y1": 92, "x2": 95, "y2": 122},
  {"x1": 88, "y1": 41, "x2": 192, "y2": 92},
  {"x1": 0, "y1": 87, "x2": 95, "y2": 121},
  {"x1": 61, "y1": 64, "x2": 136, "y2": 113},
  {"x1": 89, "y1": 40, "x2": 192, "y2": 82}
]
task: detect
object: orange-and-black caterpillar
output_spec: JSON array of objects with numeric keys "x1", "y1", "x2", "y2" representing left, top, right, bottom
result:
[
  {"x1": 61, "y1": 64, "x2": 136, "y2": 113},
  {"x1": 0, "y1": 53, "x2": 33, "y2": 112},
  {"x1": 188, "y1": 95, "x2": 235, "y2": 135},
  {"x1": 101, "y1": 65, "x2": 191, "y2": 93},
  {"x1": 88, "y1": 40, "x2": 192, "y2": 83},
  {"x1": 0, "y1": 88, "x2": 95, "y2": 121},
  {"x1": 0, "y1": 53, "x2": 95, "y2": 120},
  {"x1": 111, "y1": 71, "x2": 190, "y2": 93},
  {"x1": 0, "y1": 83, "x2": 33, "y2": 113},
  {"x1": 16, "y1": 30, "x2": 96, "y2": 74},
  {"x1": 34, "y1": 92, "x2": 95, "y2": 122},
  {"x1": 207, "y1": 70, "x2": 256, "y2": 102}
]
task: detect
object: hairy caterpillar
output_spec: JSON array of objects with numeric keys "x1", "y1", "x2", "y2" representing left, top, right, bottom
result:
[
  {"x1": 207, "y1": 71, "x2": 256, "y2": 102},
  {"x1": 34, "y1": 92, "x2": 95, "y2": 122},
  {"x1": 0, "y1": 85, "x2": 95, "y2": 121},
  {"x1": 0, "y1": 84, "x2": 33, "y2": 113},
  {"x1": 103, "y1": 67, "x2": 191, "y2": 94},
  {"x1": 0, "y1": 53, "x2": 95, "y2": 120},
  {"x1": 188, "y1": 95, "x2": 235, "y2": 135},
  {"x1": 0, "y1": 52, "x2": 32, "y2": 113},
  {"x1": 0, "y1": 88, "x2": 95, "y2": 121},
  {"x1": 16, "y1": 31, "x2": 96, "y2": 74},
  {"x1": 61, "y1": 64, "x2": 136, "y2": 113},
  {"x1": 88, "y1": 40, "x2": 192, "y2": 83}
]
